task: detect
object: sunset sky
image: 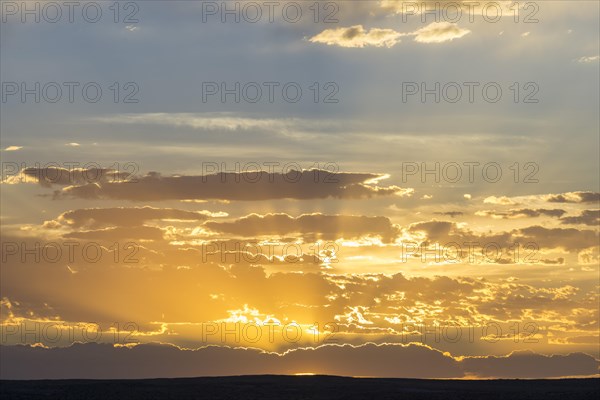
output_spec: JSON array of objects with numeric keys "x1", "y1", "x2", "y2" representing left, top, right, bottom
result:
[{"x1": 0, "y1": 0, "x2": 599, "y2": 379}]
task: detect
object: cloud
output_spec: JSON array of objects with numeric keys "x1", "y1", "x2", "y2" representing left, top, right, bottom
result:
[
  {"x1": 476, "y1": 208, "x2": 566, "y2": 219},
  {"x1": 0, "y1": 342, "x2": 460, "y2": 379},
  {"x1": 204, "y1": 213, "x2": 400, "y2": 243},
  {"x1": 517, "y1": 226, "x2": 599, "y2": 251},
  {"x1": 91, "y1": 113, "x2": 333, "y2": 136},
  {"x1": 408, "y1": 220, "x2": 599, "y2": 252},
  {"x1": 201, "y1": 247, "x2": 327, "y2": 271},
  {"x1": 577, "y1": 55, "x2": 599, "y2": 63},
  {"x1": 540, "y1": 258, "x2": 565, "y2": 265},
  {"x1": 1, "y1": 342, "x2": 597, "y2": 379},
  {"x1": 62, "y1": 226, "x2": 166, "y2": 241},
  {"x1": 2, "y1": 167, "x2": 130, "y2": 187},
  {"x1": 3, "y1": 146, "x2": 22, "y2": 151},
  {"x1": 483, "y1": 196, "x2": 518, "y2": 205},
  {"x1": 461, "y1": 350, "x2": 599, "y2": 379},
  {"x1": 481, "y1": 192, "x2": 599, "y2": 207},
  {"x1": 309, "y1": 25, "x2": 402, "y2": 48},
  {"x1": 47, "y1": 169, "x2": 408, "y2": 202},
  {"x1": 2, "y1": 230, "x2": 598, "y2": 354},
  {"x1": 561, "y1": 210, "x2": 600, "y2": 226},
  {"x1": 554, "y1": 335, "x2": 600, "y2": 345},
  {"x1": 433, "y1": 211, "x2": 463, "y2": 218},
  {"x1": 309, "y1": 22, "x2": 470, "y2": 49},
  {"x1": 3, "y1": 223, "x2": 596, "y2": 332},
  {"x1": 546, "y1": 192, "x2": 600, "y2": 204},
  {"x1": 51, "y1": 207, "x2": 220, "y2": 229},
  {"x1": 412, "y1": 22, "x2": 470, "y2": 44}
]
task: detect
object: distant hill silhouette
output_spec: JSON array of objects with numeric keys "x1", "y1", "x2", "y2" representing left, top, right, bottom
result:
[{"x1": 1, "y1": 375, "x2": 599, "y2": 400}]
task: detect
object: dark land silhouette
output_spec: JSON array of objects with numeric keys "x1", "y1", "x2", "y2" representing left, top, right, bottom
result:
[{"x1": 1, "y1": 375, "x2": 599, "y2": 400}]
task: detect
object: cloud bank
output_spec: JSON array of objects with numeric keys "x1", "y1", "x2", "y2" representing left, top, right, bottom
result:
[{"x1": 1, "y1": 342, "x2": 597, "y2": 380}]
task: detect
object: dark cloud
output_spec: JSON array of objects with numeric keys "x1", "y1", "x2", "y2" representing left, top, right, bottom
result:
[
  {"x1": 6, "y1": 167, "x2": 130, "y2": 187},
  {"x1": 433, "y1": 211, "x2": 464, "y2": 218},
  {"x1": 408, "y1": 220, "x2": 599, "y2": 252},
  {"x1": 561, "y1": 210, "x2": 600, "y2": 226},
  {"x1": 46, "y1": 170, "x2": 408, "y2": 201},
  {"x1": 462, "y1": 350, "x2": 599, "y2": 379},
  {"x1": 517, "y1": 226, "x2": 599, "y2": 251},
  {"x1": 540, "y1": 258, "x2": 565, "y2": 265},
  {"x1": 547, "y1": 192, "x2": 600, "y2": 204},
  {"x1": 407, "y1": 220, "x2": 512, "y2": 249},
  {"x1": 477, "y1": 209, "x2": 566, "y2": 219},
  {"x1": 1, "y1": 343, "x2": 596, "y2": 380},
  {"x1": 204, "y1": 213, "x2": 400, "y2": 243},
  {"x1": 52, "y1": 207, "x2": 217, "y2": 229}
]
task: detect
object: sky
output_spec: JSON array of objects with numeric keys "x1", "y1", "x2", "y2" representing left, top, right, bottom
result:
[{"x1": 0, "y1": 0, "x2": 599, "y2": 379}]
